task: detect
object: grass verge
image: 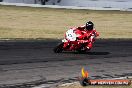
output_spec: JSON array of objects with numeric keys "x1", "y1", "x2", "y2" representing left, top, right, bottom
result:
[{"x1": 0, "y1": 5, "x2": 132, "y2": 39}]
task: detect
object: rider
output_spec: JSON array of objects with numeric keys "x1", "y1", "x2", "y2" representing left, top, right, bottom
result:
[
  {"x1": 64, "y1": 21, "x2": 99, "y2": 50},
  {"x1": 76, "y1": 21, "x2": 99, "y2": 50}
]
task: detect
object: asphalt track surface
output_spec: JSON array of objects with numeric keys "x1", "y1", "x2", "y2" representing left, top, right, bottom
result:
[{"x1": 0, "y1": 39, "x2": 132, "y2": 87}]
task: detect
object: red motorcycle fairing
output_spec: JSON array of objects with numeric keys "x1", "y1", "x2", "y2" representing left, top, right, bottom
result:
[
  {"x1": 63, "y1": 41, "x2": 79, "y2": 51},
  {"x1": 62, "y1": 38, "x2": 90, "y2": 51}
]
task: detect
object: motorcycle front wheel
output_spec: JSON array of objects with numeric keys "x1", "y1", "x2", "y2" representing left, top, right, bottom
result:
[{"x1": 53, "y1": 43, "x2": 64, "y2": 53}]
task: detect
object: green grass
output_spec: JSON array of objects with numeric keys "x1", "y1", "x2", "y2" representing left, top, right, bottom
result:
[{"x1": 0, "y1": 5, "x2": 132, "y2": 40}]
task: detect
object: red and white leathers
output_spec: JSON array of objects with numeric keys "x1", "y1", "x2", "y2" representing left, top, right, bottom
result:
[{"x1": 64, "y1": 25, "x2": 99, "y2": 50}]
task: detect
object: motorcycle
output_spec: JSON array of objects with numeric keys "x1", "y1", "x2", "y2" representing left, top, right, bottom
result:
[{"x1": 53, "y1": 29, "x2": 96, "y2": 53}]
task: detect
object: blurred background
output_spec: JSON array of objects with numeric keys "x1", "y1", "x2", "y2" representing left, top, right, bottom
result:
[{"x1": 1, "y1": 0, "x2": 132, "y2": 10}]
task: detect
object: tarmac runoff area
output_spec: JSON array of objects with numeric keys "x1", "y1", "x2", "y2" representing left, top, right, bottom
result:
[{"x1": 0, "y1": 39, "x2": 131, "y2": 88}]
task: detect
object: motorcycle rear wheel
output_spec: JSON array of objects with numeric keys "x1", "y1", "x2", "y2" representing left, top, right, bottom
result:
[
  {"x1": 76, "y1": 44, "x2": 87, "y2": 53},
  {"x1": 77, "y1": 49, "x2": 87, "y2": 53},
  {"x1": 53, "y1": 43, "x2": 64, "y2": 53}
]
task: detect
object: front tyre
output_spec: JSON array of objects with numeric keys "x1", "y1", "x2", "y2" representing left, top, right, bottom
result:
[{"x1": 53, "y1": 43, "x2": 64, "y2": 53}]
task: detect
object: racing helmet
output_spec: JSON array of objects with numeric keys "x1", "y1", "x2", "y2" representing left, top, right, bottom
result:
[{"x1": 85, "y1": 21, "x2": 94, "y2": 31}]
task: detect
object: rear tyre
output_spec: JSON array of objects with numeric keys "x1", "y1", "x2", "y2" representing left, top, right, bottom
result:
[
  {"x1": 76, "y1": 44, "x2": 87, "y2": 53},
  {"x1": 77, "y1": 49, "x2": 87, "y2": 53},
  {"x1": 53, "y1": 43, "x2": 64, "y2": 53}
]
